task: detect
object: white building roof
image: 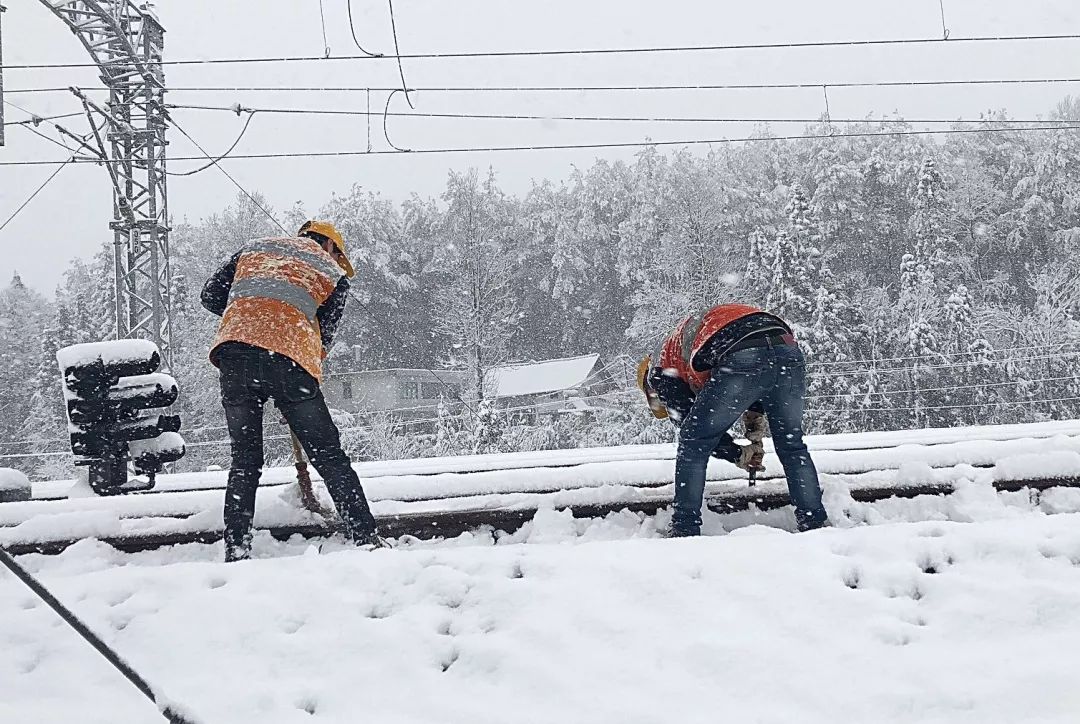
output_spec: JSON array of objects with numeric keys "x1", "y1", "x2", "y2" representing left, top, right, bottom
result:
[{"x1": 484, "y1": 354, "x2": 601, "y2": 399}]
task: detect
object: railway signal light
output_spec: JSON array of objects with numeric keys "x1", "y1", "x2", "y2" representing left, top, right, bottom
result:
[{"x1": 57, "y1": 340, "x2": 185, "y2": 495}]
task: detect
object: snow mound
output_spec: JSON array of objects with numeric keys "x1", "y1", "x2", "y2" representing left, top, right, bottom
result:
[
  {"x1": 0, "y1": 467, "x2": 30, "y2": 501},
  {"x1": 994, "y1": 451, "x2": 1080, "y2": 481}
]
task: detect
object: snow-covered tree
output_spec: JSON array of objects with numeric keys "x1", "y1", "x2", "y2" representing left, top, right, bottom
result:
[
  {"x1": 436, "y1": 168, "x2": 520, "y2": 401},
  {"x1": 768, "y1": 185, "x2": 821, "y2": 327}
]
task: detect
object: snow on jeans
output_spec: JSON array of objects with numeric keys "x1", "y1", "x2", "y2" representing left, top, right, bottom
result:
[
  {"x1": 673, "y1": 343, "x2": 828, "y2": 535},
  {"x1": 218, "y1": 345, "x2": 377, "y2": 554}
]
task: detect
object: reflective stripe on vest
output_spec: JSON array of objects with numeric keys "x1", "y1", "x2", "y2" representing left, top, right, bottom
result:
[
  {"x1": 679, "y1": 311, "x2": 705, "y2": 364},
  {"x1": 245, "y1": 239, "x2": 344, "y2": 280},
  {"x1": 228, "y1": 277, "x2": 320, "y2": 322},
  {"x1": 210, "y1": 235, "x2": 345, "y2": 381}
]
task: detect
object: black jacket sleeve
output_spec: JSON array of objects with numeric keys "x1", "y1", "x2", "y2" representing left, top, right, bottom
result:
[
  {"x1": 648, "y1": 368, "x2": 696, "y2": 425},
  {"x1": 200, "y1": 251, "x2": 242, "y2": 317},
  {"x1": 317, "y1": 277, "x2": 350, "y2": 352},
  {"x1": 649, "y1": 368, "x2": 766, "y2": 427}
]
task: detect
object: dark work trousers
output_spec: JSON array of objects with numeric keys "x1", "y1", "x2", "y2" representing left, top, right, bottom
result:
[
  {"x1": 217, "y1": 344, "x2": 377, "y2": 558},
  {"x1": 672, "y1": 342, "x2": 829, "y2": 535}
]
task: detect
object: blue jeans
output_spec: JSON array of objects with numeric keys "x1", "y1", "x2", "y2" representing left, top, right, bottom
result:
[{"x1": 672, "y1": 343, "x2": 828, "y2": 534}]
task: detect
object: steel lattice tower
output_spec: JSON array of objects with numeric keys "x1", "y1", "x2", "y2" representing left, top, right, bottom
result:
[{"x1": 42, "y1": 1, "x2": 171, "y2": 365}]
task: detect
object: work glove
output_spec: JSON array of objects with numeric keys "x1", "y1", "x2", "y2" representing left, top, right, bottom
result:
[
  {"x1": 737, "y1": 443, "x2": 765, "y2": 473},
  {"x1": 742, "y1": 409, "x2": 767, "y2": 443},
  {"x1": 739, "y1": 410, "x2": 767, "y2": 473}
]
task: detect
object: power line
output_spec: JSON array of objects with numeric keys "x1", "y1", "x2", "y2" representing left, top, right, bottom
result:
[
  {"x1": 167, "y1": 103, "x2": 1079, "y2": 126},
  {"x1": 347, "y1": 0, "x2": 384, "y2": 57},
  {"x1": 2, "y1": 111, "x2": 84, "y2": 126},
  {"x1": 4, "y1": 123, "x2": 1078, "y2": 169},
  {"x1": 6, "y1": 32, "x2": 1080, "y2": 70},
  {"x1": 167, "y1": 115, "x2": 287, "y2": 233},
  {"x1": 0, "y1": 160, "x2": 74, "y2": 235},
  {"x1": 386, "y1": 0, "x2": 413, "y2": 109},
  {"x1": 166, "y1": 111, "x2": 258, "y2": 177},
  {"x1": 11, "y1": 76, "x2": 1080, "y2": 97}
]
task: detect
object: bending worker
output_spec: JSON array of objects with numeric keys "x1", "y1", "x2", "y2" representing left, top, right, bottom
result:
[
  {"x1": 638, "y1": 303, "x2": 829, "y2": 536},
  {"x1": 201, "y1": 220, "x2": 382, "y2": 561}
]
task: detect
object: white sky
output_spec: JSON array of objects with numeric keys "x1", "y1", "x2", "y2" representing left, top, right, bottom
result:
[{"x1": 2, "y1": 0, "x2": 1079, "y2": 293}]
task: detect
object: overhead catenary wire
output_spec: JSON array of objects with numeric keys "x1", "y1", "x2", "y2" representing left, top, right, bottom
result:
[
  {"x1": 0, "y1": 159, "x2": 74, "y2": 235},
  {"x1": 2, "y1": 111, "x2": 84, "y2": 126},
  {"x1": 4, "y1": 99, "x2": 106, "y2": 160},
  {"x1": 166, "y1": 110, "x2": 258, "y2": 177},
  {"x1": 347, "y1": 0, "x2": 385, "y2": 57},
  {"x1": 6, "y1": 123, "x2": 1080, "y2": 169},
  {"x1": 167, "y1": 114, "x2": 287, "y2": 233},
  {"x1": 386, "y1": 0, "x2": 414, "y2": 109},
  {"x1": 166, "y1": 102, "x2": 1080, "y2": 126},
  {"x1": 6, "y1": 31, "x2": 1080, "y2": 69},
  {"x1": 316, "y1": 0, "x2": 332, "y2": 58},
  {"x1": 16, "y1": 76, "x2": 1080, "y2": 95}
]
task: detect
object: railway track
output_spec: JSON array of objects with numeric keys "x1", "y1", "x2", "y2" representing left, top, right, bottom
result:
[
  {"x1": 30, "y1": 418, "x2": 1080, "y2": 499},
  {"x1": 3, "y1": 475, "x2": 1075, "y2": 556},
  {"x1": 4, "y1": 420, "x2": 1080, "y2": 556}
]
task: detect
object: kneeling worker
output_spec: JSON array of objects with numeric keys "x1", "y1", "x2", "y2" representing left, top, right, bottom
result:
[
  {"x1": 638, "y1": 303, "x2": 829, "y2": 536},
  {"x1": 202, "y1": 220, "x2": 382, "y2": 561}
]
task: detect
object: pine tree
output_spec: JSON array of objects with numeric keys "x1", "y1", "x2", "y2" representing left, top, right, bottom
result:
[
  {"x1": 898, "y1": 158, "x2": 954, "y2": 428},
  {"x1": 744, "y1": 229, "x2": 774, "y2": 307},
  {"x1": 768, "y1": 186, "x2": 821, "y2": 328},
  {"x1": 0, "y1": 273, "x2": 53, "y2": 444}
]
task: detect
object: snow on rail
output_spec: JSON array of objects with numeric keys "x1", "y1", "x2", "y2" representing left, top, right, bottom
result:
[
  {"x1": 29, "y1": 418, "x2": 1080, "y2": 499},
  {"x1": 3, "y1": 420, "x2": 1080, "y2": 552}
]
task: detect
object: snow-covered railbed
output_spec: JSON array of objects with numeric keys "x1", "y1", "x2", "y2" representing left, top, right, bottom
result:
[
  {"x1": 30, "y1": 419, "x2": 1080, "y2": 499},
  {"x1": 6, "y1": 424, "x2": 1080, "y2": 552},
  {"x1": 5, "y1": 489, "x2": 1080, "y2": 724}
]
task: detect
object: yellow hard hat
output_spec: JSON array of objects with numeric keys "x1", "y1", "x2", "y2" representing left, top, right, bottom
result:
[
  {"x1": 299, "y1": 220, "x2": 354, "y2": 278},
  {"x1": 636, "y1": 355, "x2": 668, "y2": 420},
  {"x1": 636, "y1": 355, "x2": 652, "y2": 392}
]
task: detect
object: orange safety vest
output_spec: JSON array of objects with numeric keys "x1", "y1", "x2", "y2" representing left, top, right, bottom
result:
[
  {"x1": 655, "y1": 304, "x2": 768, "y2": 392},
  {"x1": 210, "y1": 236, "x2": 345, "y2": 382}
]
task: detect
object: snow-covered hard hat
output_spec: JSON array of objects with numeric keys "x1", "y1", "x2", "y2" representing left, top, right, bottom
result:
[{"x1": 299, "y1": 220, "x2": 354, "y2": 278}]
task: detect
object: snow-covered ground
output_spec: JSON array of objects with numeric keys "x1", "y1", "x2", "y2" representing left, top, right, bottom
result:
[{"x1": 5, "y1": 484, "x2": 1080, "y2": 723}]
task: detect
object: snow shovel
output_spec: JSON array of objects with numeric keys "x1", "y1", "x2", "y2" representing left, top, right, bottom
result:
[{"x1": 285, "y1": 423, "x2": 338, "y2": 521}]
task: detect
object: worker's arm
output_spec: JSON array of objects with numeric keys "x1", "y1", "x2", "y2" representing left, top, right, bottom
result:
[
  {"x1": 648, "y1": 369, "x2": 695, "y2": 425},
  {"x1": 316, "y1": 277, "x2": 350, "y2": 352},
  {"x1": 200, "y1": 251, "x2": 242, "y2": 317}
]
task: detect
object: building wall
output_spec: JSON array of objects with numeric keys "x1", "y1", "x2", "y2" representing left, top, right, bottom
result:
[{"x1": 324, "y1": 369, "x2": 468, "y2": 416}]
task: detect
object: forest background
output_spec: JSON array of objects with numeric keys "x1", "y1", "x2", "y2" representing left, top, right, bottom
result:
[{"x1": 6, "y1": 106, "x2": 1080, "y2": 477}]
